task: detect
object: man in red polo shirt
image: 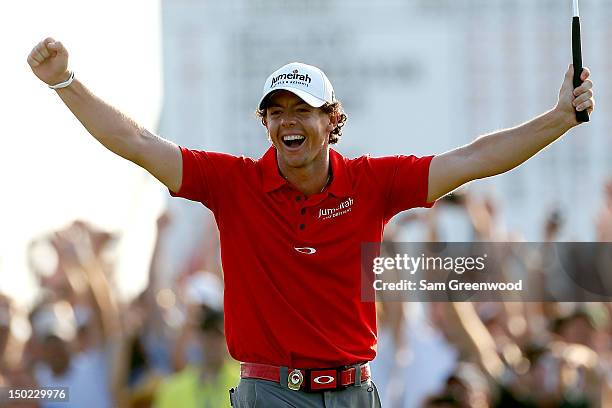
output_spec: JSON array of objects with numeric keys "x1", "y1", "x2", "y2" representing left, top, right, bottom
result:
[{"x1": 29, "y1": 37, "x2": 594, "y2": 407}]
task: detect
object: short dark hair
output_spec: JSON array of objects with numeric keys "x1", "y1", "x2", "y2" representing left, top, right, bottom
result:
[{"x1": 256, "y1": 99, "x2": 348, "y2": 145}]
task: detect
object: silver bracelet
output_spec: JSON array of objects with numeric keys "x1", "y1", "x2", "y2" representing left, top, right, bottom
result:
[{"x1": 49, "y1": 71, "x2": 75, "y2": 90}]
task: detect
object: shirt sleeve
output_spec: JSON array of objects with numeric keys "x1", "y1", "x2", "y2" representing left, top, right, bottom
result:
[
  {"x1": 377, "y1": 154, "x2": 435, "y2": 221},
  {"x1": 169, "y1": 146, "x2": 239, "y2": 213}
]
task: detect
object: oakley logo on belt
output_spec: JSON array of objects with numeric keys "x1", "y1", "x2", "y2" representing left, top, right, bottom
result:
[
  {"x1": 294, "y1": 247, "x2": 316, "y2": 254},
  {"x1": 313, "y1": 375, "x2": 335, "y2": 384}
]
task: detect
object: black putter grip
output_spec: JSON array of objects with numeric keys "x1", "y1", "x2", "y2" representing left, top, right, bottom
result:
[{"x1": 572, "y1": 17, "x2": 590, "y2": 122}]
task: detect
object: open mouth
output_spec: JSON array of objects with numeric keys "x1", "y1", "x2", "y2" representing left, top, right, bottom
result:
[{"x1": 282, "y1": 135, "x2": 306, "y2": 148}]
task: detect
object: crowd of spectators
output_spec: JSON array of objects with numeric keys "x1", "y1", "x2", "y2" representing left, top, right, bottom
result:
[{"x1": 0, "y1": 180, "x2": 611, "y2": 407}]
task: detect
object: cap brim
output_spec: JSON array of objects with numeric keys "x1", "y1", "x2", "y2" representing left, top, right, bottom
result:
[{"x1": 258, "y1": 87, "x2": 326, "y2": 110}]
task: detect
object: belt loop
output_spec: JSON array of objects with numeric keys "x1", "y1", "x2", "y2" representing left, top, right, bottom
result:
[
  {"x1": 280, "y1": 366, "x2": 289, "y2": 388},
  {"x1": 354, "y1": 363, "x2": 362, "y2": 386}
]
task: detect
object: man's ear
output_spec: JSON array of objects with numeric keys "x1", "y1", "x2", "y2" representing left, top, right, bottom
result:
[
  {"x1": 328, "y1": 112, "x2": 338, "y2": 131},
  {"x1": 262, "y1": 115, "x2": 272, "y2": 142}
]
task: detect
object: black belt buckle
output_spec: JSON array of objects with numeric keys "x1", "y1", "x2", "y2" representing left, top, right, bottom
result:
[{"x1": 302, "y1": 366, "x2": 347, "y2": 392}]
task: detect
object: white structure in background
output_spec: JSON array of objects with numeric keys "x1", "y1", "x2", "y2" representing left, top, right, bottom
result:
[
  {"x1": 453, "y1": 0, "x2": 612, "y2": 241},
  {"x1": 160, "y1": 0, "x2": 455, "y2": 270},
  {"x1": 161, "y1": 0, "x2": 610, "y2": 264},
  {"x1": 0, "y1": 0, "x2": 164, "y2": 305},
  {"x1": 158, "y1": 2, "x2": 610, "y2": 407}
]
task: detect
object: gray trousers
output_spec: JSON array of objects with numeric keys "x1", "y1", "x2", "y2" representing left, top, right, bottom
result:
[{"x1": 229, "y1": 378, "x2": 382, "y2": 408}]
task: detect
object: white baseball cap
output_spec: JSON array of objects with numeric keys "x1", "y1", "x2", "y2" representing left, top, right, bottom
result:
[{"x1": 258, "y1": 62, "x2": 335, "y2": 110}]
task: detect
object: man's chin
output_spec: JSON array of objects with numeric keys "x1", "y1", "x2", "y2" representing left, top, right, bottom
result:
[
  {"x1": 284, "y1": 157, "x2": 308, "y2": 169},
  {"x1": 277, "y1": 150, "x2": 307, "y2": 167}
]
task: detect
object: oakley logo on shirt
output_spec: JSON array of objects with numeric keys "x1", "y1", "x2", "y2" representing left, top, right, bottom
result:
[{"x1": 294, "y1": 247, "x2": 317, "y2": 255}]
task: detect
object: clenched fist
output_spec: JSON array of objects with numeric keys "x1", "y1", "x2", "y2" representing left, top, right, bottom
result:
[{"x1": 27, "y1": 37, "x2": 71, "y2": 86}]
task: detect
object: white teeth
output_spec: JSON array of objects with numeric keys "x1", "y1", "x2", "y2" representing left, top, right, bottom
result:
[{"x1": 283, "y1": 135, "x2": 305, "y2": 141}]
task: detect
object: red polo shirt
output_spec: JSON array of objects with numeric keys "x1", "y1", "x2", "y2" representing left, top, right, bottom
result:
[{"x1": 170, "y1": 146, "x2": 434, "y2": 368}]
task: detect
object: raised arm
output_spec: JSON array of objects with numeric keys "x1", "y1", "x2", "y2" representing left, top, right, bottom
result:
[
  {"x1": 27, "y1": 37, "x2": 182, "y2": 192},
  {"x1": 427, "y1": 65, "x2": 594, "y2": 202}
]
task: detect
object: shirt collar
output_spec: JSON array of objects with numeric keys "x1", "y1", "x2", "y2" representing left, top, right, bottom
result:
[
  {"x1": 259, "y1": 146, "x2": 353, "y2": 197},
  {"x1": 260, "y1": 146, "x2": 287, "y2": 193},
  {"x1": 327, "y1": 148, "x2": 353, "y2": 197}
]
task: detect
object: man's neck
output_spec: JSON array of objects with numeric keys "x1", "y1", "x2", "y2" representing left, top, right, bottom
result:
[{"x1": 278, "y1": 152, "x2": 331, "y2": 196}]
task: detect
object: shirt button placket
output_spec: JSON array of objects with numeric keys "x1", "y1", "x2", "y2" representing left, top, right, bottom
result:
[{"x1": 296, "y1": 196, "x2": 306, "y2": 231}]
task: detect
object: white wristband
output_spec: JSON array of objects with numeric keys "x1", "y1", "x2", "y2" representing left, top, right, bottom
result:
[{"x1": 49, "y1": 71, "x2": 75, "y2": 90}]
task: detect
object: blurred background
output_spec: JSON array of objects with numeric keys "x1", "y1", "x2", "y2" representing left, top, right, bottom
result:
[{"x1": 1, "y1": 0, "x2": 611, "y2": 407}]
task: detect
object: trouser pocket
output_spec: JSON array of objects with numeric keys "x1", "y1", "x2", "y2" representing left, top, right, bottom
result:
[
  {"x1": 230, "y1": 379, "x2": 258, "y2": 408},
  {"x1": 229, "y1": 387, "x2": 236, "y2": 407}
]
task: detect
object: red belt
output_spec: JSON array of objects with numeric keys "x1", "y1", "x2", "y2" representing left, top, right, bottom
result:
[{"x1": 240, "y1": 362, "x2": 371, "y2": 392}]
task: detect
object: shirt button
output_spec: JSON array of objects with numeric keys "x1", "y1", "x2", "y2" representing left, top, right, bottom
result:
[
  {"x1": 301, "y1": 208, "x2": 306, "y2": 215},
  {"x1": 299, "y1": 224, "x2": 305, "y2": 230}
]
